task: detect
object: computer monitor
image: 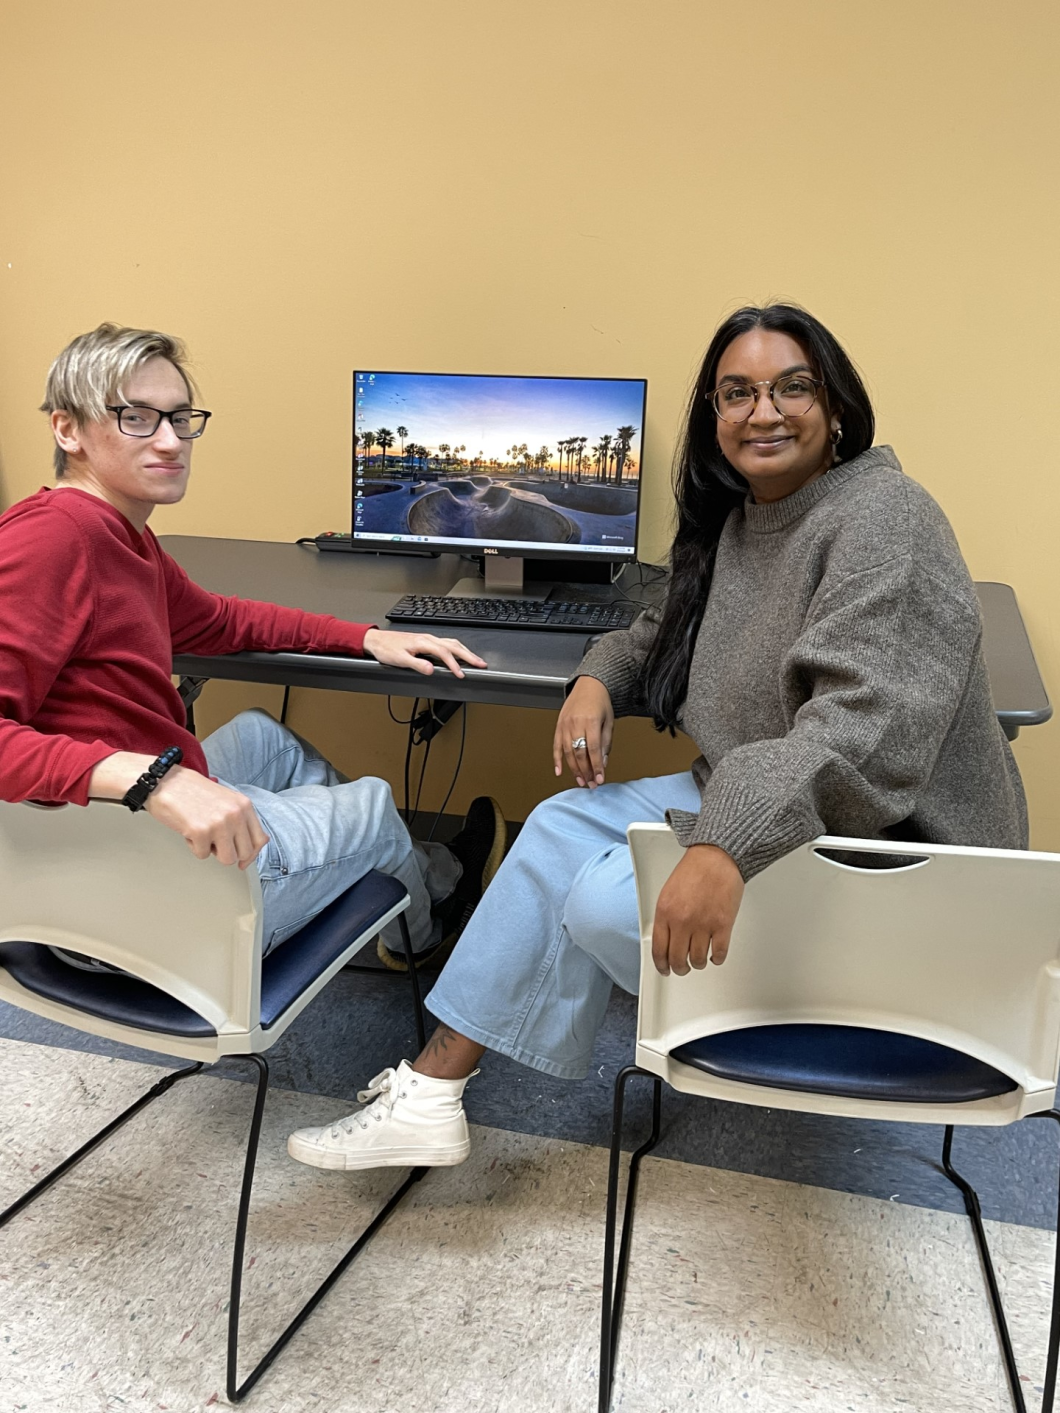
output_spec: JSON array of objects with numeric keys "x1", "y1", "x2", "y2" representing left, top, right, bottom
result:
[{"x1": 352, "y1": 370, "x2": 647, "y2": 593}]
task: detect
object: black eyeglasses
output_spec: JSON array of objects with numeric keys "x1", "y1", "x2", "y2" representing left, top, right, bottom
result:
[
  {"x1": 709, "y1": 374, "x2": 825, "y2": 424},
  {"x1": 106, "y1": 405, "x2": 212, "y2": 439}
]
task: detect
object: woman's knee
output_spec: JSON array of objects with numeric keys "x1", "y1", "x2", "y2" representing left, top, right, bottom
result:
[
  {"x1": 520, "y1": 786, "x2": 601, "y2": 845},
  {"x1": 562, "y1": 845, "x2": 638, "y2": 953}
]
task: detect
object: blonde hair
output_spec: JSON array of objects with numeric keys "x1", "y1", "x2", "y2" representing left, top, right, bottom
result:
[{"x1": 41, "y1": 323, "x2": 197, "y2": 476}]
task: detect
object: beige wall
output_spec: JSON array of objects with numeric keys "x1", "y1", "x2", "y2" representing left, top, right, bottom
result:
[{"x1": 1, "y1": 2, "x2": 1057, "y2": 830}]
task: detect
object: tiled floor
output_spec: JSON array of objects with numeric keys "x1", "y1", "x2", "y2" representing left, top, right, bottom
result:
[{"x1": 0, "y1": 1038, "x2": 1054, "y2": 1412}]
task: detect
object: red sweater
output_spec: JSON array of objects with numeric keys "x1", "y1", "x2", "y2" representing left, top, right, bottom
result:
[{"x1": 0, "y1": 488, "x2": 370, "y2": 804}]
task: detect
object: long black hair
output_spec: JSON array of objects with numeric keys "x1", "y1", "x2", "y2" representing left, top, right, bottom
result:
[{"x1": 642, "y1": 303, "x2": 875, "y2": 732}]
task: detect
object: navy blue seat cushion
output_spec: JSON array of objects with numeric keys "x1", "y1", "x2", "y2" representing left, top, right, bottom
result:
[
  {"x1": 259, "y1": 870, "x2": 407, "y2": 1029},
  {"x1": 670, "y1": 1024, "x2": 1018, "y2": 1104},
  {"x1": 0, "y1": 869, "x2": 408, "y2": 1040},
  {"x1": 0, "y1": 940, "x2": 218, "y2": 1038}
]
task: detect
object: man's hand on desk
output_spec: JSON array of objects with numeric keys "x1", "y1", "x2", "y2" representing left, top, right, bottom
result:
[{"x1": 362, "y1": 628, "x2": 486, "y2": 679}]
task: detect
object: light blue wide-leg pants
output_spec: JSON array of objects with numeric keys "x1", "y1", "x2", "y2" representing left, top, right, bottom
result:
[
  {"x1": 425, "y1": 771, "x2": 701, "y2": 1080},
  {"x1": 202, "y1": 709, "x2": 460, "y2": 955}
]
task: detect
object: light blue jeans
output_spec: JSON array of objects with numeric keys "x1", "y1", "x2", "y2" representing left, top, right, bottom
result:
[
  {"x1": 425, "y1": 771, "x2": 702, "y2": 1080},
  {"x1": 202, "y1": 709, "x2": 460, "y2": 956}
]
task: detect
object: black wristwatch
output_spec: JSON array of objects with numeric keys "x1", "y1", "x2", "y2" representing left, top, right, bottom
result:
[{"x1": 121, "y1": 746, "x2": 184, "y2": 812}]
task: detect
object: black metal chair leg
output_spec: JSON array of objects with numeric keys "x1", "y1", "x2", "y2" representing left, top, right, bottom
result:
[
  {"x1": 942, "y1": 1124, "x2": 1027, "y2": 1412},
  {"x1": 1034, "y1": 1110, "x2": 1060, "y2": 1413},
  {"x1": 225, "y1": 1052, "x2": 427, "y2": 1403},
  {"x1": 0, "y1": 1061, "x2": 205, "y2": 1228},
  {"x1": 341, "y1": 909, "x2": 427, "y2": 1052},
  {"x1": 398, "y1": 911, "x2": 428, "y2": 1052},
  {"x1": 599, "y1": 1065, "x2": 663, "y2": 1413},
  {"x1": 940, "y1": 1118, "x2": 1060, "y2": 1413}
]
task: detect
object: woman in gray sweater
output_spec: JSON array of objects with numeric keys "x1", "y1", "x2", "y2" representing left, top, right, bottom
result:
[{"x1": 288, "y1": 304, "x2": 1028, "y2": 1171}]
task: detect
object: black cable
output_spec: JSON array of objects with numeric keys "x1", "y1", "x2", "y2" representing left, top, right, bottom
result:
[
  {"x1": 608, "y1": 560, "x2": 668, "y2": 609},
  {"x1": 402, "y1": 699, "x2": 419, "y2": 823},
  {"x1": 295, "y1": 536, "x2": 317, "y2": 546},
  {"x1": 409, "y1": 721, "x2": 434, "y2": 826},
  {"x1": 426, "y1": 704, "x2": 467, "y2": 842},
  {"x1": 280, "y1": 686, "x2": 291, "y2": 724},
  {"x1": 388, "y1": 696, "x2": 417, "y2": 726}
]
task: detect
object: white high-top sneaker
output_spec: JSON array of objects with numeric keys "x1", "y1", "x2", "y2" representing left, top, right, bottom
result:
[{"x1": 287, "y1": 1060, "x2": 474, "y2": 1170}]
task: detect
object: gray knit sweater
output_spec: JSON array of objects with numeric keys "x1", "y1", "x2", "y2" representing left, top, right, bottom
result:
[{"x1": 577, "y1": 446, "x2": 1028, "y2": 879}]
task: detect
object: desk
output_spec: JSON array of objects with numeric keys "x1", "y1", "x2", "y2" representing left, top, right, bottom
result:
[{"x1": 163, "y1": 537, "x2": 1052, "y2": 739}]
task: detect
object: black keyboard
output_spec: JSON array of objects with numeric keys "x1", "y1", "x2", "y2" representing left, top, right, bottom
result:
[{"x1": 386, "y1": 594, "x2": 639, "y2": 634}]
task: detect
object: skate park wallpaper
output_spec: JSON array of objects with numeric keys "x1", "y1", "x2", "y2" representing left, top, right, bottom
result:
[{"x1": 353, "y1": 371, "x2": 645, "y2": 550}]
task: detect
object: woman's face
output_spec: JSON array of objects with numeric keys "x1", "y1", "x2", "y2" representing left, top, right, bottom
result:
[{"x1": 712, "y1": 329, "x2": 839, "y2": 503}]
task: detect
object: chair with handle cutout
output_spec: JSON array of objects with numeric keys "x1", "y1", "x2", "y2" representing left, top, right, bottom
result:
[
  {"x1": 0, "y1": 796, "x2": 428, "y2": 1403},
  {"x1": 599, "y1": 825, "x2": 1060, "y2": 1413}
]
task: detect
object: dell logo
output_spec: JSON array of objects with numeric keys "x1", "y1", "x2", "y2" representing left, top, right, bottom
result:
[{"x1": 483, "y1": 547, "x2": 499, "y2": 555}]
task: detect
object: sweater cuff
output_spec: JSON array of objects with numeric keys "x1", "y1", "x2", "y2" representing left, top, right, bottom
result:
[
  {"x1": 325, "y1": 621, "x2": 373, "y2": 657},
  {"x1": 566, "y1": 650, "x2": 644, "y2": 717},
  {"x1": 666, "y1": 779, "x2": 817, "y2": 881}
]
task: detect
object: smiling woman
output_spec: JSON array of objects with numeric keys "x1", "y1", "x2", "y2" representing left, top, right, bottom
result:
[
  {"x1": 642, "y1": 303, "x2": 877, "y2": 730},
  {"x1": 286, "y1": 302, "x2": 1031, "y2": 1176}
]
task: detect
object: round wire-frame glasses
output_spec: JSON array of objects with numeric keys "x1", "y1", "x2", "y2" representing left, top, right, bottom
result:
[
  {"x1": 106, "y1": 405, "x2": 212, "y2": 439},
  {"x1": 710, "y1": 374, "x2": 825, "y2": 424}
]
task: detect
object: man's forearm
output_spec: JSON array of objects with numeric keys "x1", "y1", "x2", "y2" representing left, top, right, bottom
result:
[{"x1": 87, "y1": 751, "x2": 160, "y2": 800}]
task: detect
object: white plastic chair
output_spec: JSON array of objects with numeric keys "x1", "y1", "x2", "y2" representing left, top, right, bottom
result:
[
  {"x1": 0, "y1": 798, "x2": 427, "y2": 1402},
  {"x1": 600, "y1": 826, "x2": 1060, "y2": 1413}
]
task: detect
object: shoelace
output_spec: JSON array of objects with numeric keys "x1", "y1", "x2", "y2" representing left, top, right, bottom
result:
[{"x1": 333, "y1": 1066, "x2": 416, "y2": 1136}]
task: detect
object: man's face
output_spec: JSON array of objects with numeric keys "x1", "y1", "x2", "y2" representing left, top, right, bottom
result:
[{"x1": 53, "y1": 356, "x2": 195, "y2": 527}]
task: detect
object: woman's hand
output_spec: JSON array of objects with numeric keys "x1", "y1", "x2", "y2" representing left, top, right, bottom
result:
[
  {"x1": 553, "y1": 676, "x2": 614, "y2": 787},
  {"x1": 652, "y1": 843, "x2": 744, "y2": 974},
  {"x1": 363, "y1": 627, "x2": 486, "y2": 678}
]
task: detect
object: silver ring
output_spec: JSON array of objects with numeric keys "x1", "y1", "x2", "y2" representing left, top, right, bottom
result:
[{"x1": 571, "y1": 736, "x2": 587, "y2": 750}]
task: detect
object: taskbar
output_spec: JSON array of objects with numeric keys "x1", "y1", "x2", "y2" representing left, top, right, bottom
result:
[{"x1": 352, "y1": 533, "x2": 633, "y2": 555}]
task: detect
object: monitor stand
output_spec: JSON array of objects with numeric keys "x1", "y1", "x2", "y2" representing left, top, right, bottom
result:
[{"x1": 448, "y1": 556, "x2": 552, "y2": 601}]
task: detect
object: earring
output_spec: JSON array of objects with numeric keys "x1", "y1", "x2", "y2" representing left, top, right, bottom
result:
[{"x1": 831, "y1": 426, "x2": 843, "y2": 447}]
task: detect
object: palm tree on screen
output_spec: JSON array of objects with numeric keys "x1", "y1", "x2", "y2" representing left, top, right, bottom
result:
[
  {"x1": 613, "y1": 426, "x2": 636, "y2": 485},
  {"x1": 376, "y1": 428, "x2": 395, "y2": 472},
  {"x1": 597, "y1": 433, "x2": 612, "y2": 483},
  {"x1": 360, "y1": 430, "x2": 376, "y2": 472},
  {"x1": 397, "y1": 425, "x2": 409, "y2": 465},
  {"x1": 575, "y1": 435, "x2": 588, "y2": 481}
]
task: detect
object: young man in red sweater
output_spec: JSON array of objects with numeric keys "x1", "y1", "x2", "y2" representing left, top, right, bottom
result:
[{"x1": 0, "y1": 322, "x2": 505, "y2": 967}]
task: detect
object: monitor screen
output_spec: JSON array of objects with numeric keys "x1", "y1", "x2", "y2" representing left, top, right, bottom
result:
[{"x1": 352, "y1": 371, "x2": 647, "y2": 560}]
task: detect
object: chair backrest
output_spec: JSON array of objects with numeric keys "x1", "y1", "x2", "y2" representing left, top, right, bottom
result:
[
  {"x1": 0, "y1": 800, "x2": 263, "y2": 1034},
  {"x1": 628, "y1": 826, "x2": 1060, "y2": 1096}
]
